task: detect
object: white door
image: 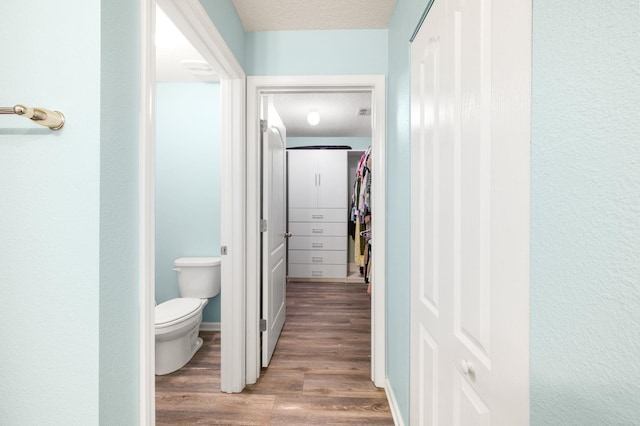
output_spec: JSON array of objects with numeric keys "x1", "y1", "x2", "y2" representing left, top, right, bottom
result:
[
  {"x1": 288, "y1": 150, "x2": 347, "y2": 209},
  {"x1": 410, "y1": 0, "x2": 531, "y2": 424},
  {"x1": 261, "y1": 97, "x2": 287, "y2": 366},
  {"x1": 316, "y1": 150, "x2": 347, "y2": 209},
  {"x1": 287, "y1": 150, "x2": 318, "y2": 209}
]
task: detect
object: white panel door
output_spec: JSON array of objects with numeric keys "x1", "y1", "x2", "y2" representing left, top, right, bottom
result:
[
  {"x1": 261, "y1": 97, "x2": 287, "y2": 366},
  {"x1": 288, "y1": 150, "x2": 346, "y2": 209},
  {"x1": 288, "y1": 150, "x2": 318, "y2": 209},
  {"x1": 316, "y1": 150, "x2": 347, "y2": 209},
  {"x1": 410, "y1": 0, "x2": 531, "y2": 424},
  {"x1": 410, "y1": 2, "x2": 451, "y2": 424}
]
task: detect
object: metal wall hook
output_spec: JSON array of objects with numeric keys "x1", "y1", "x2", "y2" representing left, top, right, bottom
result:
[{"x1": 0, "y1": 104, "x2": 65, "y2": 130}]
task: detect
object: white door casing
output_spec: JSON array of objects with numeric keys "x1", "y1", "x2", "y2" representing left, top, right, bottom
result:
[
  {"x1": 410, "y1": 0, "x2": 531, "y2": 425},
  {"x1": 246, "y1": 76, "x2": 386, "y2": 387},
  {"x1": 261, "y1": 97, "x2": 287, "y2": 366}
]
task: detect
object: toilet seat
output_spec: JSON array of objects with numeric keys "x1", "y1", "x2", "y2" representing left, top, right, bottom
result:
[{"x1": 155, "y1": 298, "x2": 202, "y2": 326}]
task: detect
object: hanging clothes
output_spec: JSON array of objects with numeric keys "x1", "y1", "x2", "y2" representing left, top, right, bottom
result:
[
  {"x1": 354, "y1": 219, "x2": 364, "y2": 266},
  {"x1": 351, "y1": 146, "x2": 371, "y2": 224},
  {"x1": 350, "y1": 147, "x2": 372, "y2": 288}
]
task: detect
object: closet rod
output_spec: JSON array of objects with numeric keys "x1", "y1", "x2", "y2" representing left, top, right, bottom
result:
[{"x1": 0, "y1": 104, "x2": 65, "y2": 130}]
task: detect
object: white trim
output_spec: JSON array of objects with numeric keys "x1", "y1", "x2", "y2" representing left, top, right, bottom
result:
[
  {"x1": 140, "y1": 1, "x2": 246, "y2": 422},
  {"x1": 219, "y1": 76, "x2": 247, "y2": 393},
  {"x1": 370, "y1": 75, "x2": 387, "y2": 388},
  {"x1": 139, "y1": 1, "x2": 156, "y2": 425},
  {"x1": 385, "y1": 378, "x2": 404, "y2": 426},
  {"x1": 246, "y1": 75, "x2": 386, "y2": 386},
  {"x1": 156, "y1": 0, "x2": 243, "y2": 79},
  {"x1": 246, "y1": 79, "x2": 261, "y2": 384},
  {"x1": 200, "y1": 322, "x2": 221, "y2": 331}
]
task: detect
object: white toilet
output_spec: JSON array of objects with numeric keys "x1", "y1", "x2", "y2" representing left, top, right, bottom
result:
[{"x1": 155, "y1": 256, "x2": 221, "y2": 375}]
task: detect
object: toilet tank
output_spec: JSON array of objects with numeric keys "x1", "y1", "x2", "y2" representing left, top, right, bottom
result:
[{"x1": 174, "y1": 257, "x2": 221, "y2": 298}]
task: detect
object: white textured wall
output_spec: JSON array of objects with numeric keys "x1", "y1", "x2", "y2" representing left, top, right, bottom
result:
[
  {"x1": 0, "y1": 1, "x2": 140, "y2": 424},
  {"x1": 531, "y1": 1, "x2": 640, "y2": 424},
  {"x1": 0, "y1": 1, "x2": 101, "y2": 424}
]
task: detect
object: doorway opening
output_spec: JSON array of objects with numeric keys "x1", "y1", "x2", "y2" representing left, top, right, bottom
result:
[
  {"x1": 140, "y1": 0, "x2": 246, "y2": 424},
  {"x1": 141, "y1": 4, "x2": 388, "y2": 425},
  {"x1": 246, "y1": 76, "x2": 387, "y2": 387}
]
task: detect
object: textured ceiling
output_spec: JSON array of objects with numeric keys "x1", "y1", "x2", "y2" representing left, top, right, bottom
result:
[
  {"x1": 273, "y1": 92, "x2": 372, "y2": 138},
  {"x1": 231, "y1": 0, "x2": 397, "y2": 31}
]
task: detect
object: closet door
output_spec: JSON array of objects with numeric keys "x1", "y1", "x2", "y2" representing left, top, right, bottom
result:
[
  {"x1": 410, "y1": 0, "x2": 531, "y2": 424},
  {"x1": 287, "y1": 149, "x2": 348, "y2": 280},
  {"x1": 288, "y1": 150, "x2": 318, "y2": 209},
  {"x1": 316, "y1": 150, "x2": 347, "y2": 208}
]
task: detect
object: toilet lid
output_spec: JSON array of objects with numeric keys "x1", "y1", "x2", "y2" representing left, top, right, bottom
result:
[{"x1": 155, "y1": 298, "x2": 201, "y2": 325}]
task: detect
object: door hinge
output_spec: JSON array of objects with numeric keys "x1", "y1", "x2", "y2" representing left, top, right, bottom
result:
[
  {"x1": 260, "y1": 119, "x2": 268, "y2": 132},
  {"x1": 260, "y1": 219, "x2": 268, "y2": 232},
  {"x1": 260, "y1": 319, "x2": 267, "y2": 332},
  {"x1": 221, "y1": 246, "x2": 228, "y2": 255}
]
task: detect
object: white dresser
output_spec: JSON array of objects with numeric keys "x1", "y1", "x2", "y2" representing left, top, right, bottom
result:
[{"x1": 287, "y1": 149, "x2": 348, "y2": 279}]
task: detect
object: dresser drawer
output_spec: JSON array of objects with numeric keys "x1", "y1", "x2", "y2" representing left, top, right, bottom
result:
[
  {"x1": 288, "y1": 264, "x2": 347, "y2": 279},
  {"x1": 288, "y1": 236, "x2": 347, "y2": 251},
  {"x1": 288, "y1": 249, "x2": 346, "y2": 265},
  {"x1": 289, "y1": 208, "x2": 347, "y2": 223},
  {"x1": 288, "y1": 222, "x2": 347, "y2": 237}
]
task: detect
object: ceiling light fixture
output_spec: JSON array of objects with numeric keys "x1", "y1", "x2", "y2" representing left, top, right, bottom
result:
[{"x1": 307, "y1": 111, "x2": 320, "y2": 126}]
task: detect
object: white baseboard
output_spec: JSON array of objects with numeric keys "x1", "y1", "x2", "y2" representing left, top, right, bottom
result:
[
  {"x1": 385, "y1": 378, "x2": 405, "y2": 426},
  {"x1": 200, "y1": 322, "x2": 221, "y2": 331}
]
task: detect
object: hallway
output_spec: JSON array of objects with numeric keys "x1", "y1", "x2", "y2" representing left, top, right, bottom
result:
[{"x1": 156, "y1": 280, "x2": 393, "y2": 425}]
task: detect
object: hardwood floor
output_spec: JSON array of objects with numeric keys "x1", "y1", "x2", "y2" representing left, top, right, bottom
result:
[{"x1": 156, "y1": 280, "x2": 393, "y2": 425}]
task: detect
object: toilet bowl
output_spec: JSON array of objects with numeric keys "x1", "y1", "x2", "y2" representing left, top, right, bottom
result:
[{"x1": 155, "y1": 257, "x2": 220, "y2": 375}]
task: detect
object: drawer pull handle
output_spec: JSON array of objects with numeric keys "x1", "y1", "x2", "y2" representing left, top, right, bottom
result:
[
  {"x1": 312, "y1": 271, "x2": 323, "y2": 277},
  {"x1": 312, "y1": 214, "x2": 324, "y2": 219},
  {"x1": 312, "y1": 257, "x2": 324, "y2": 263},
  {"x1": 312, "y1": 243, "x2": 324, "y2": 248},
  {"x1": 312, "y1": 229, "x2": 324, "y2": 234}
]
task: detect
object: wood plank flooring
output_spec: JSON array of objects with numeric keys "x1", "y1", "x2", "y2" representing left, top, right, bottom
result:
[{"x1": 156, "y1": 280, "x2": 393, "y2": 425}]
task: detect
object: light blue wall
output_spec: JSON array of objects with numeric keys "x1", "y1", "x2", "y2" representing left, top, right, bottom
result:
[
  {"x1": 198, "y1": 2, "x2": 388, "y2": 77},
  {"x1": 385, "y1": 0, "x2": 425, "y2": 422},
  {"x1": 246, "y1": 29, "x2": 388, "y2": 75},
  {"x1": 0, "y1": 1, "x2": 139, "y2": 424},
  {"x1": 199, "y1": 0, "x2": 246, "y2": 69},
  {"x1": 287, "y1": 137, "x2": 371, "y2": 150},
  {"x1": 531, "y1": 1, "x2": 640, "y2": 424},
  {"x1": 156, "y1": 83, "x2": 222, "y2": 323},
  {"x1": 99, "y1": 0, "x2": 140, "y2": 424}
]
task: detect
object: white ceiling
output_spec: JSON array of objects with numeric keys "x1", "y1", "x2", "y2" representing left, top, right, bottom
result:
[
  {"x1": 155, "y1": 6, "x2": 218, "y2": 82},
  {"x1": 273, "y1": 92, "x2": 371, "y2": 137},
  {"x1": 156, "y1": 2, "x2": 391, "y2": 137},
  {"x1": 231, "y1": 0, "x2": 396, "y2": 32}
]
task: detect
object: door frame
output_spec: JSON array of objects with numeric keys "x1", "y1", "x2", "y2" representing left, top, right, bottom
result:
[
  {"x1": 140, "y1": 0, "x2": 246, "y2": 424},
  {"x1": 246, "y1": 75, "x2": 387, "y2": 387}
]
